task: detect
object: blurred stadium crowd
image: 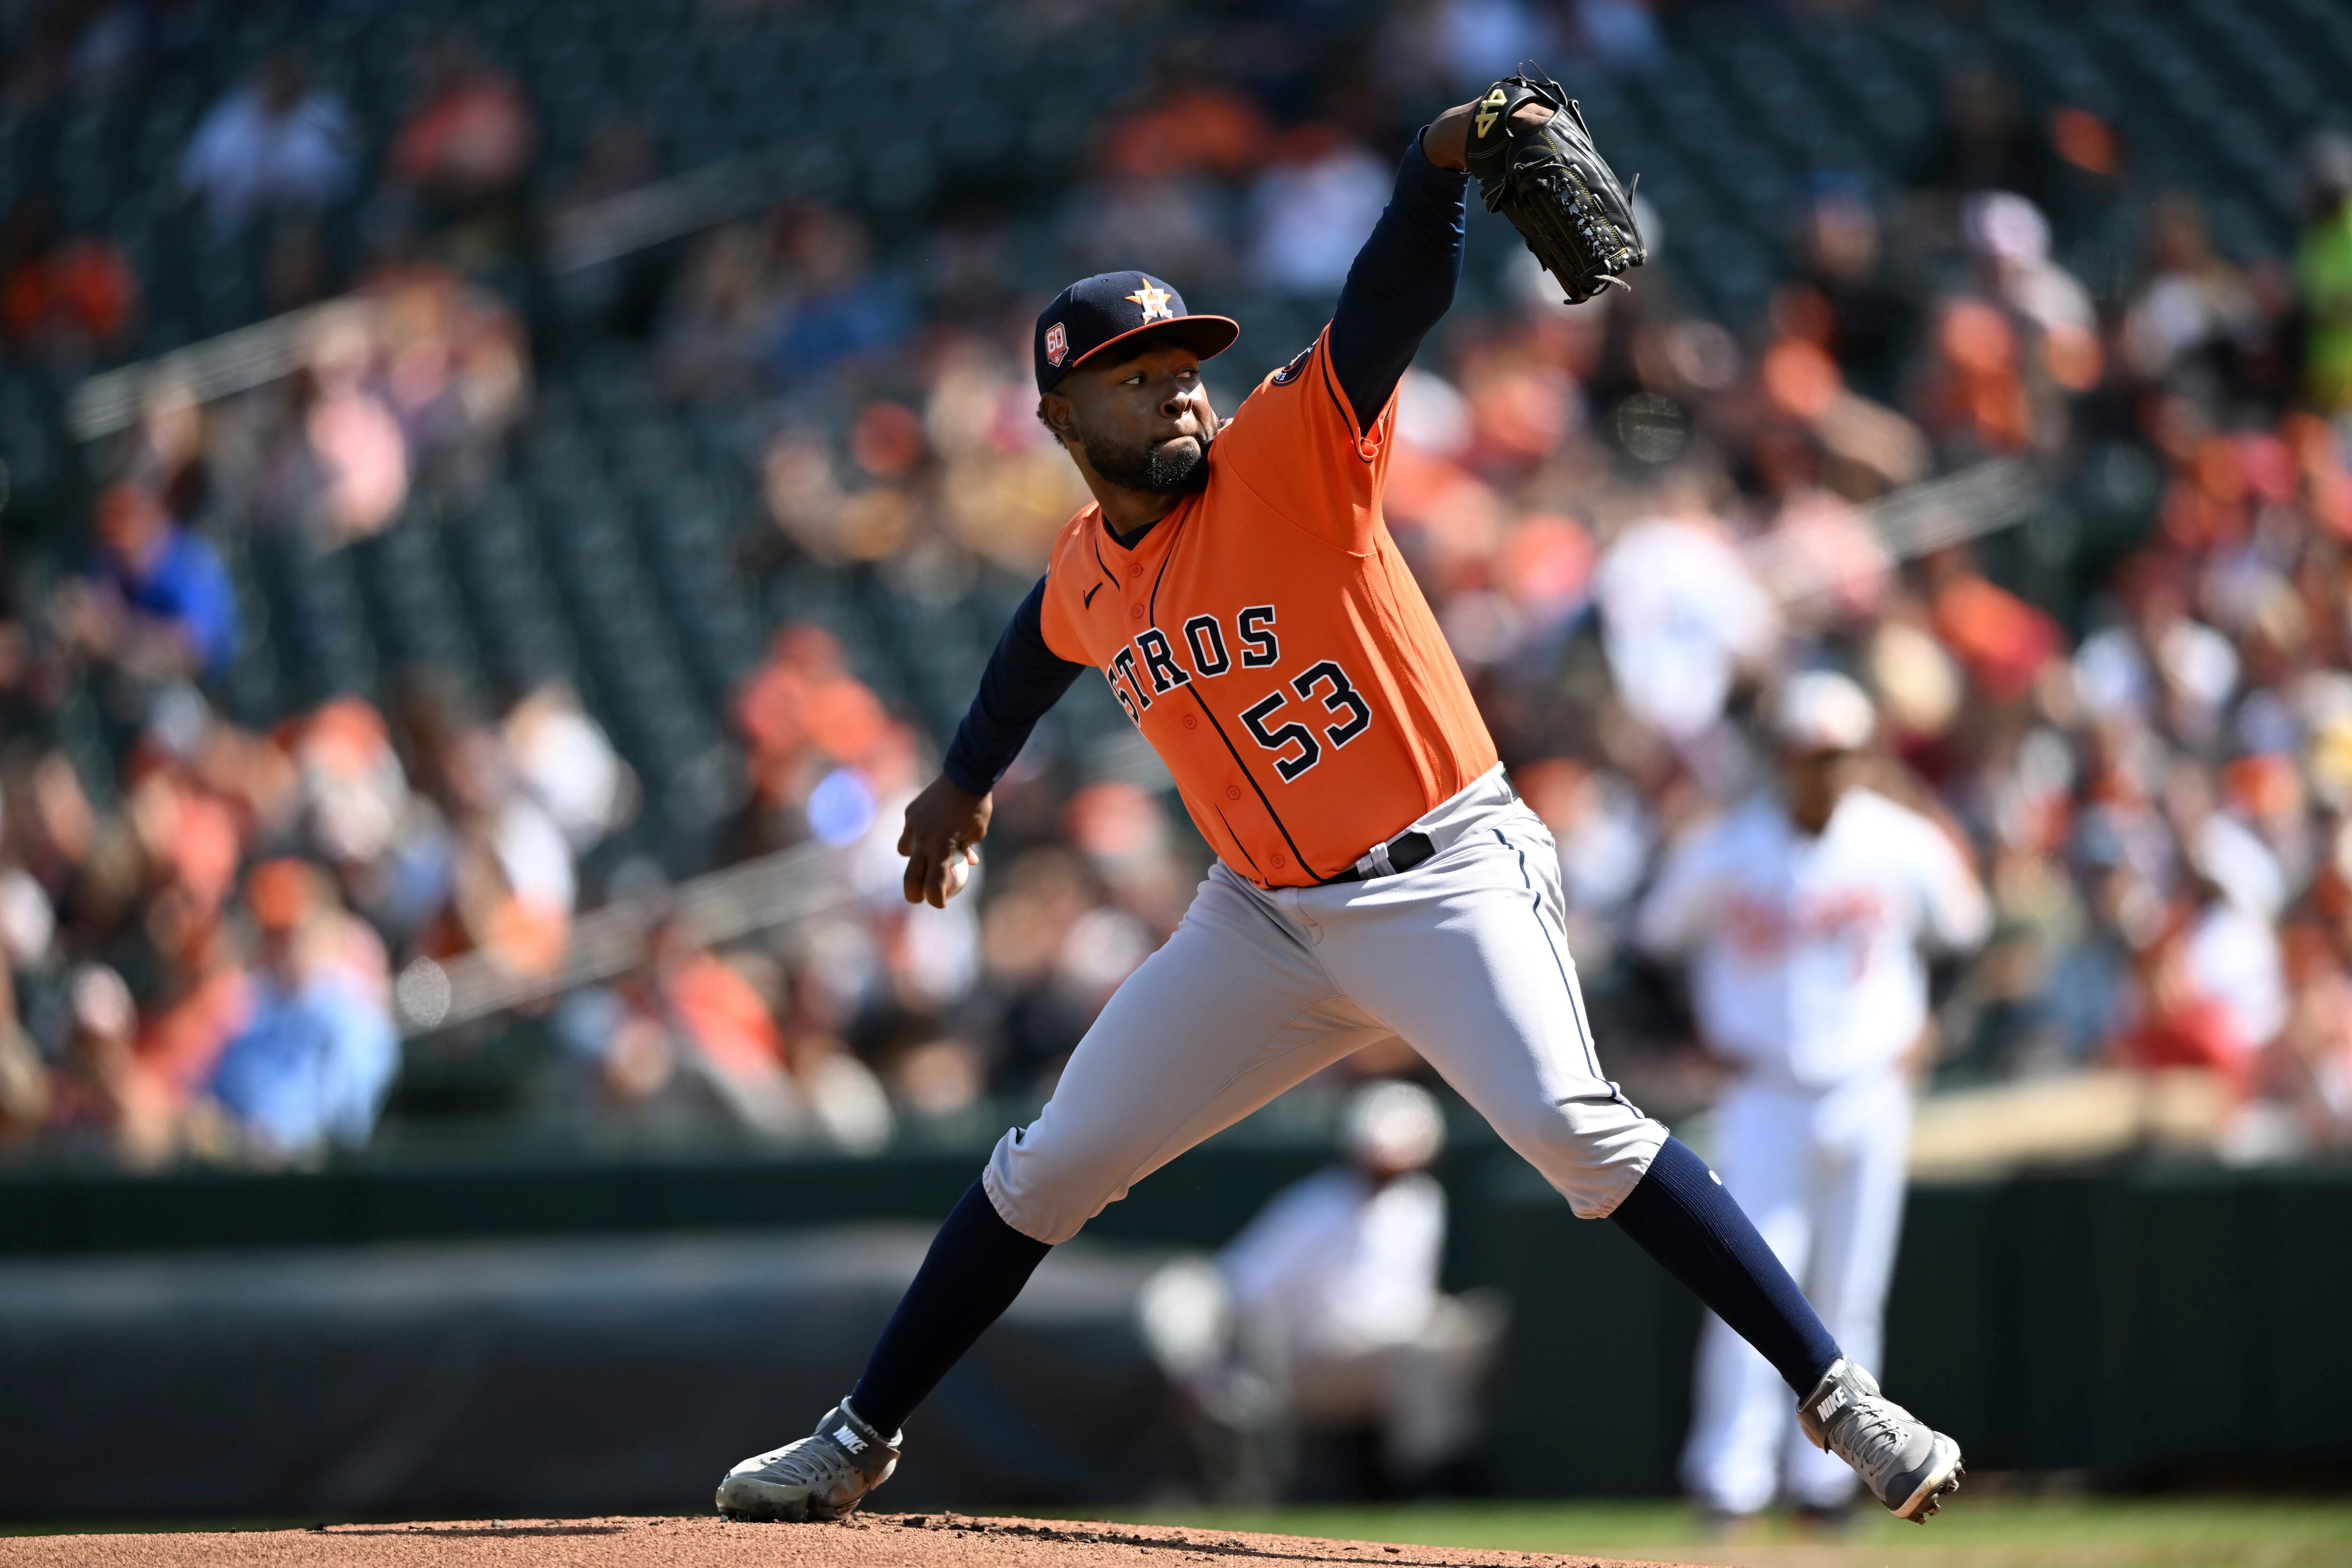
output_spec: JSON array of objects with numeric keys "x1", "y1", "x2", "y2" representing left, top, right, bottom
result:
[{"x1": 1, "y1": 0, "x2": 2351, "y2": 1171}]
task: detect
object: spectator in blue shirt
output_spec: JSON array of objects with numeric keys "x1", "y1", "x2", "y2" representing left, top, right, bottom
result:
[
  {"x1": 206, "y1": 859, "x2": 398, "y2": 1160},
  {"x1": 61, "y1": 481, "x2": 240, "y2": 681}
]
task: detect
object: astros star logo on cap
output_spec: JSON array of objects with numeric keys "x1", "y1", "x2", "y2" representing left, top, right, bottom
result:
[
  {"x1": 1032, "y1": 271, "x2": 1237, "y2": 392},
  {"x1": 1125, "y1": 282, "x2": 1174, "y2": 321}
]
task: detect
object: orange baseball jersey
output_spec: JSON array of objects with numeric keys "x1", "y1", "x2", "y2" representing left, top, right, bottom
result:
[{"x1": 1039, "y1": 326, "x2": 1497, "y2": 888}]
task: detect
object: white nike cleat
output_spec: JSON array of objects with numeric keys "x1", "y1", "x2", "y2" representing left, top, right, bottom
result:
[
  {"x1": 715, "y1": 1401, "x2": 901, "y2": 1521},
  {"x1": 1796, "y1": 1358, "x2": 1964, "y2": 1522}
]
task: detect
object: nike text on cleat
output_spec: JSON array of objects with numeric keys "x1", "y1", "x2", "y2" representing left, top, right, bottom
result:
[
  {"x1": 715, "y1": 1401, "x2": 901, "y2": 1522},
  {"x1": 1795, "y1": 1358, "x2": 1964, "y2": 1522}
]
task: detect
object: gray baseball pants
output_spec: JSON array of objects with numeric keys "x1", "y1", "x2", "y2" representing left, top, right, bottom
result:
[{"x1": 983, "y1": 765, "x2": 1668, "y2": 1244}]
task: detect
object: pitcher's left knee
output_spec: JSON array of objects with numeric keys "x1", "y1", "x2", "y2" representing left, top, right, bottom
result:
[
  {"x1": 982, "y1": 1119, "x2": 1137, "y2": 1244},
  {"x1": 1494, "y1": 1097, "x2": 1668, "y2": 1218}
]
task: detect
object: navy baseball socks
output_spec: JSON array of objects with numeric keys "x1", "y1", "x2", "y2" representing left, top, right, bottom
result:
[
  {"x1": 1607, "y1": 1136, "x2": 1838, "y2": 1393},
  {"x1": 716, "y1": 1181, "x2": 1048, "y2": 1520},
  {"x1": 1610, "y1": 1137, "x2": 1963, "y2": 1520},
  {"x1": 720, "y1": 1144, "x2": 1958, "y2": 1521},
  {"x1": 850, "y1": 1179, "x2": 1052, "y2": 1433}
]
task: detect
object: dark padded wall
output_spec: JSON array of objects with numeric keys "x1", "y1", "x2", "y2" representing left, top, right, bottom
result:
[
  {"x1": 4, "y1": 1145, "x2": 2347, "y2": 1514},
  {"x1": 0, "y1": 1229, "x2": 1193, "y2": 1519}
]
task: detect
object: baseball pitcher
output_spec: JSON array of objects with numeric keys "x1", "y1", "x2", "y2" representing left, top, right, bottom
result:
[
  {"x1": 1638, "y1": 671, "x2": 1991, "y2": 1522},
  {"x1": 717, "y1": 76, "x2": 1966, "y2": 1525}
]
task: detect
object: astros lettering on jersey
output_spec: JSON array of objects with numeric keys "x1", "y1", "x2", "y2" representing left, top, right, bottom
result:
[{"x1": 1037, "y1": 326, "x2": 1496, "y2": 887}]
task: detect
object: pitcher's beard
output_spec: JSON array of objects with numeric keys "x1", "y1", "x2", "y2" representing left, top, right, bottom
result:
[{"x1": 1086, "y1": 432, "x2": 1209, "y2": 495}]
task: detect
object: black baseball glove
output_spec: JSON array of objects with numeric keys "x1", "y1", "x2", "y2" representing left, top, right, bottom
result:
[{"x1": 1464, "y1": 66, "x2": 1646, "y2": 304}]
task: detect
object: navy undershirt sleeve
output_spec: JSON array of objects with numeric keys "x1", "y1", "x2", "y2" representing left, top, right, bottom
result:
[
  {"x1": 1326, "y1": 134, "x2": 1469, "y2": 434},
  {"x1": 940, "y1": 575, "x2": 1088, "y2": 796}
]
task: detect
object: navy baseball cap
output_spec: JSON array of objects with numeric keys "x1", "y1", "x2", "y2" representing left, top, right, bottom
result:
[{"x1": 1034, "y1": 271, "x2": 1239, "y2": 393}]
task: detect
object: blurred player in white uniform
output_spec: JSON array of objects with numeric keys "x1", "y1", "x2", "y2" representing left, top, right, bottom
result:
[
  {"x1": 1637, "y1": 672, "x2": 1990, "y2": 1521},
  {"x1": 1219, "y1": 1080, "x2": 1504, "y2": 1488}
]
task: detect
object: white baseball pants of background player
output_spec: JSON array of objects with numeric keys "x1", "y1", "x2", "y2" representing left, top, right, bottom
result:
[
  {"x1": 983, "y1": 766, "x2": 1668, "y2": 1244},
  {"x1": 1680, "y1": 1070, "x2": 1913, "y2": 1513}
]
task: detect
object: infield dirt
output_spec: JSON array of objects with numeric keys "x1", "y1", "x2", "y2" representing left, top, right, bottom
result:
[{"x1": 0, "y1": 1514, "x2": 1699, "y2": 1568}]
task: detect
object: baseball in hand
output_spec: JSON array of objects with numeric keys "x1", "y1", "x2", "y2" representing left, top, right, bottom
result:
[{"x1": 942, "y1": 848, "x2": 977, "y2": 899}]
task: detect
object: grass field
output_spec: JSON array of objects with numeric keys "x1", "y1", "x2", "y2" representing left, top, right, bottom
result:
[{"x1": 1081, "y1": 1497, "x2": 2352, "y2": 1568}]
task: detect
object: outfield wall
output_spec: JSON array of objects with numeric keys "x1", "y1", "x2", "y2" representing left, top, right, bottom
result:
[
  {"x1": 1461, "y1": 1155, "x2": 2352, "y2": 1491},
  {"x1": 4, "y1": 1136, "x2": 2346, "y2": 1498}
]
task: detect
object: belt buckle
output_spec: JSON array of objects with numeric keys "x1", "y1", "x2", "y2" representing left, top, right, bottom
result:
[{"x1": 1353, "y1": 837, "x2": 1397, "y2": 880}]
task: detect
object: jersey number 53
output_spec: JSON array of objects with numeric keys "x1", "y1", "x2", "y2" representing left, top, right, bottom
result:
[{"x1": 1241, "y1": 660, "x2": 1372, "y2": 780}]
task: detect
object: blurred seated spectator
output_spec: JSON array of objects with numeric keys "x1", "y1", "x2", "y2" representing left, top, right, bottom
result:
[
  {"x1": 764, "y1": 206, "x2": 913, "y2": 382},
  {"x1": 287, "y1": 697, "x2": 454, "y2": 948},
  {"x1": 441, "y1": 738, "x2": 576, "y2": 978},
  {"x1": 1964, "y1": 193, "x2": 2098, "y2": 372},
  {"x1": 135, "y1": 908, "x2": 250, "y2": 1116},
  {"x1": 1927, "y1": 553, "x2": 2062, "y2": 703},
  {"x1": 656, "y1": 221, "x2": 784, "y2": 401},
  {"x1": 1220, "y1": 1080, "x2": 1504, "y2": 1493},
  {"x1": 1066, "y1": 172, "x2": 1235, "y2": 295},
  {"x1": 46, "y1": 963, "x2": 176, "y2": 1167},
  {"x1": 0, "y1": 844, "x2": 58, "y2": 980},
  {"x1": 556, "y1": 918, "x2": 893, "y2": 1150},
  {"x1": 204, "y1": 860, "x2": 397, "y2": 1161},
  {"x1": 789, "y1": 1028, "x2": 896, "y2": 1153},
  {"x1": 0, "y1": 963, "x2": 50, "y2": 1152},
  {"x1": 1409, "y1": 0, "x2": 1564, "y2": 95},
  {"x1": 1596, "y1": 510, "x2": 1779, "y2": 743},
  {"x1": 1514, "y1": 757, "x2": 1655, "y2": 968},
  {"x1": 180, "y1": 49, "x2": 353, "y2": 236},
  {"x1": 2112, "y1": 802, "x2": 2287, "y2": 1097},
  {"x1": 56, "y1": 481, "x2": 240, "y2": 683},
  {"x1": 1907, "y1": 64, "x2": 2053, "y2": 218},
  {"x1": 503, "y1": 683, "x2": 636, "y2": 854},
  {"x1": 1915, "y1": 296, "x2": 2032, "y2": 456},
  {"x1": 2114, "y1": 919, "x2": 2263, "y2": 1093},
  {"x1": 239, "y1": 266, "x2": 521, "y2": 544},
  {"x1": 1095, "y1": 73, "x2": 1269, "y2": 181},
  {"x1": 2298, "y1": 132, "x2": 2352, "y2": 413},
  {"x1": 1935, "y1": 192, "x2": 2103, "y2": 464},
  {"x1": 625, "y1": 920, "x2": 802, "y2": 1137},
  {"x1": 2120, "y1": 194, "x2": 2262, "y2": 397},
  {"x1": 878, "y1": 1030, "x2": 988, "y2": 1123},
  {"x1": 385, "y1": 31, "x2": 539, "y2": 255},
  {"x1": 391, "y1": 675, "x2": 578, "y2": 980},
  {"x1": 725, "y1": 626, "x2": 896, "y2": 862},
  {"x1": 270, "y1": 318, "x2": 410, "y2": 545},
  {"x1": 2229, "y1": 922, "x2": 2352, "y2": 1160},
  {"x1": 1248, "y1": 130, "x2": 1390, "y2": 296},
  {"x1": 979, "y1": 845, "x2": 1110, "y2": 1093},
  {"x1": 1791, "y1": 180, "x2": 1915, "y2": 406},
  {"x1": 1569, "y1": 0, "x2": 1661, "y2": 72},
  {"x1": 0, "y1": 191, "x2": 137, "y2": 364},
  {"x1": 1061, "y1": 782, "x2": 1195, "y2": 934}
]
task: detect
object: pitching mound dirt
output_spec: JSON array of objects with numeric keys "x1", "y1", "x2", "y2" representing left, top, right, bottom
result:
[{"x1": 0, "y1": 1514, "x2": 1703, "y2": 1568}]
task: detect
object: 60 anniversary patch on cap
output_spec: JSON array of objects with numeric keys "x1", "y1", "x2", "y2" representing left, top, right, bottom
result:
[{"x1": 1034, "y1": 271, "x2": 1239, "y2": 394}]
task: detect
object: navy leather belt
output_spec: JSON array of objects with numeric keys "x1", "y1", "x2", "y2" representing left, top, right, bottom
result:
[{"x1": 1322, "y1": 828, "x2": 1437, "y2": 884}]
